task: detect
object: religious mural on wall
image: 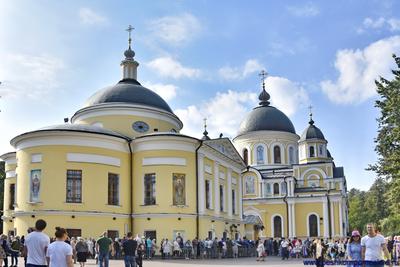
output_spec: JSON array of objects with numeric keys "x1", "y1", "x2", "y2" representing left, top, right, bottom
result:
[
  {"x1": 173, "y1": 173, "x2": 185, "y2": 205},
  {"x1": 30, "y1": 169, "x2": 41, "y2": 202},
  {"x1": 245, "y1": 176, "x2": 255, "y2": 194}
]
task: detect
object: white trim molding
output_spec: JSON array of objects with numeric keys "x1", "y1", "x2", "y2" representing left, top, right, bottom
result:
[
  {"x1": 67, "y1": 153, "x2": 121, "y2": 167},
  {"x1": 6, "y1": 171, "x2": 16, "y2": 178},
  {"x1": 142, "y1": 157, "x2": 186, "y2": 166},
  {"x1": 31, "y1": 154, "x2": 42, "y2": 163}
]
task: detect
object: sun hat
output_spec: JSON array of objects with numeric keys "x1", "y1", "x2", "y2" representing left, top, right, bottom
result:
[{"x1": 351, "y1": 230, "x2": 360, "y2": 236}]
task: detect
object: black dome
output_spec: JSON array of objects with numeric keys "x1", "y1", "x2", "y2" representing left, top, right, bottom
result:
[
  {"x1": 84, "y1": 79, "x2": 173, "y2": 113},
  {"x1": 238, "y1": 105, "x2": 296, "y2": 136},
  {"x1": 300, "y1": 123, "x2": 325, "y2": 141}
]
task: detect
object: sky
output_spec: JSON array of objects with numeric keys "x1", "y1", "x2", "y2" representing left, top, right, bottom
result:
[{"x1": 1, "y1": 0, "x2": 400, "y2": 191}]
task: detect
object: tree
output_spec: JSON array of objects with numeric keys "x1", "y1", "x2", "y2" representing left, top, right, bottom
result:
[
  {"x1": 348, "y1": 189, "x2": 370, "y2": 234},
  {"x1": 368, "y1": 54, "x2": 400, "y2": 234}
]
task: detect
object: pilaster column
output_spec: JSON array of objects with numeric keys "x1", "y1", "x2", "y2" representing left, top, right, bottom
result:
[
  {"x1": 238, "y1": 173, "x2": 243, "y2": 219},
  {"x1": 214, "y1": 162, "x2": 220, "y2": 215},
  {"x1": 323, "y1": 199, "x2": 329, "y2": 238},
  {"x1": 339, "y1": 199, "x2": 343, "y2": 236},
  {"x1": 227, "y1": 168, "x2": 232, "y2": 217},
  {"x1": 198, "y1": 153, "x2": 205, "y2": 214},
  {"x1": 291, "y1": 203, "x2": 296, "y2": 237},
  {"x1": 288, "y1": 203, "x2": 293, "y2": 238},
  {"x1": 330, "y1": 201, "x2": 335, "y2": 237}
]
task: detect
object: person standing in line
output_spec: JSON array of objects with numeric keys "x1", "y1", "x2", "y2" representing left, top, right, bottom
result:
[
  {"x1": 346, "y1": 230, "x2": 362, "y2": 267},
  {"x1": 96, "y1": 232, "x2": 112, "y2": 267},
  {"x1": 46, "y1": 227, "x2": 73, "y2": 267},
  {"x1": 361, "y1": 223, "x2": 392, "y2": 267},
  {"x1": 136, "y1": 243, "x2": 144, "y2": 267},
  {"x1": 122, "y1": 232, "x2": 137, "y2": 267},
  {"x1": 281, "y1": 238, "x2": 289, "y2": 260},
  {"x1": 75, "y1": 237, "x2": 89, "y2": 267},
  {"x1": 24, "y1": 219, "x2": 50, "y2": 267}
]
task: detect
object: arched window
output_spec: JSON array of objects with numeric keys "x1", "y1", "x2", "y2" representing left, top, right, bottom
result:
[
  {"x1": 319, "y1": 144, "x2": 324, "y2": 157},
  {"x1": 256, "y1": 146, "x2": 264, "y2": 164},
  {"x1": 273, "y1": 183, "x2": 280, "y2": 195},
  {"x1": 264, "y1": 183, "x2": 271, "y2": 196},
  {"x1": 308, "y1": 214, "x2": 318, "y2": 237},
  {"x1": 281, "y1": 182, "x2": 287, "y2": 195},
  {"x1": 274, "y1": 146, "x2": 281, "y2": 164},
  {"x1": 289, "y1": 146, "x2": 294, "y2": 164},
  {"x1": 309, "y1": 146, "x2": 315, "y2": 157},
  {"x1": 273, "y1": 216, "x2": 282, "y2": 238},
  {"x1": 243, "y1": 149, "x2": 248, "y2": 165}
]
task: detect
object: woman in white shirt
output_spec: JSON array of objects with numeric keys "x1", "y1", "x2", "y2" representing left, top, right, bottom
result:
[{"x1": 46, "y1": 227, "x2": 73, "y2": 267}]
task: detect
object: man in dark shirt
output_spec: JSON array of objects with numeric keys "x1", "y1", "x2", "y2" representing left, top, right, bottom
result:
[{"x1": 122, "y1": 232, "x2": 137, "y2": 267}]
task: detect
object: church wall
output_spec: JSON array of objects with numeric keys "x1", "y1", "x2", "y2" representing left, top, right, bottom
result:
[
  {"x1": 13, "y1": 215, "x2": 129, "y2": 239},
  {"x1": 132, "y1": 149, "x2": 197, "y2": 215},
  {"x1": 294, "y1": 202, "x2": 323, "y2": 238},
  {"x1": 77, "y1": 114, "x2": 178, "y2": 138},
  {"x1": 133, "y1": 217, "x2": 196, "y2": 242},
  {"x1": 14, "y1": 146, "x2": 130, "y2": 214}
]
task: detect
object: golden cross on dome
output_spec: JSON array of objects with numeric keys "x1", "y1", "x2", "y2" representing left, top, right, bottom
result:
[
  {"x1": 259, "y1": 70, "x2": 268, "y2": 90},
  {"x1": 126, "y1": 25, "x2": 134, "y2": 47},
  {"x1": 308, "y1": 105, "x2": 314, "y2": 123},
  {"x1": 203, "y1": 118, "x2": 207, "y2": 130}
]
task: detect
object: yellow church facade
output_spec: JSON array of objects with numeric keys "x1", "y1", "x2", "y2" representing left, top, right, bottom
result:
[{"x1": 1, "y1": 38, "x2": 348, "y2": 241}]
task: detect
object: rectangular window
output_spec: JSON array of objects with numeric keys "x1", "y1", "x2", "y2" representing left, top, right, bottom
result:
[
  {"x1": 172, "y1": 173, "x2": 185, "y2": 205},
  {"x1": 107, "y1": 230, "x2": 119, "y2": 241},
  {"x1": 144, "y1": 173, "x2": 156, "y2": 205},
  {"x1": 66, "y1": 229, "x2": 82, "y2": 238},
  {"x1": 205, "y1": 180, "x2": 211, "y2": 209},
  {"x1": 66, "y1": 170, "x2": 82, "y2": 203},
  {"x1": 144, "y1": 230, "x2": 157, "y2": 240},
  {"x1": 9, "y1": 184, "x2": 15, "y2": 210},
  {"x1": 220, "y1": 185, "x2": 224, "y2": 212},
  {"x1": 232, "y1": 189, "x2": 235, "y2": 215},
  {"x1": 108, "y1": 173, "x2": 119, "y2": 205}
]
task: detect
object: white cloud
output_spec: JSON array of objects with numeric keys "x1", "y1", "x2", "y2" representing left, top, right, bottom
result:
[
  {"x1": 175, "y1": 90, "x2": 257, "y2": 139},
  {"x1": 176, "y1": 76, "x2": 308, "y2": 138},
  {"x1": 287, "y1": 2, "x2": 320, "y2": 17},
  {"x1": 218, "y1": 59, "x2": 264, "y2": 81},
  {"x1": 79, "y1": 7, "x2": 108, "y2": 25},
  {"x1": 321, "y1": 35, "x2": 400, "y2": 104},
  {"x1": 146, "y1": 57, "x2": 201, "y2": 79},
  {"x1": 142, "y1": 81, "x2": 178, "y2": 101},
  {"x1": 265, "y1": 76, "x2": 309, "y2": 116},
  {"x1": 0, "y1": 53, "x2": 64, "y2": 99},
  {"x1": 148, "y1": 13, "x2": 201, "y2": 46},
  {"x1": 388, "y1": 18, "x2": 400, "y2": 31},
  {"x1": 358, "y1": 17, "x2": 400, "y2": 33}
]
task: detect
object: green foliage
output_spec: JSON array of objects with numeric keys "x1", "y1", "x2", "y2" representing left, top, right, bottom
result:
[
  {"x1": 369, "y1": 54, "x2": 400, "y2": 209},
  {"x1": 364, "y1": 54, "x2": 400, "y2": 235}
]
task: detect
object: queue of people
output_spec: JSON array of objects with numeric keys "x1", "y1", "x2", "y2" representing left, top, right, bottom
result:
[{"x1": 1, "y1": 219, "x2": 399, "y2": 267}]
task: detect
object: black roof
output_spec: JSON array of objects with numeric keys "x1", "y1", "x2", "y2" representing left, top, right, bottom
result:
[
  {"x1": 333, "y1": 167, "x2": 344, "y2": 178},
  {"x1": 84, "y1": 79, "x2": 173, "y2": 113},
  {"x1": 300, "y1": 123, "x2": 325, "y2": 141},
  {"x1": 238, "y1": 105, "x2": 296, "y2": 136}
]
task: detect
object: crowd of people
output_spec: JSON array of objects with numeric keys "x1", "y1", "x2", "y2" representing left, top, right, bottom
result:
[{"x1": 0, "y1": 219, "x2": 399, "y2": 267}]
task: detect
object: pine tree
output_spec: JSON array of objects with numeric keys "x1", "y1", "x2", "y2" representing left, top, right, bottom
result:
[{"x1": 369, "y1": 54, "x2": 400, "y2": 233}]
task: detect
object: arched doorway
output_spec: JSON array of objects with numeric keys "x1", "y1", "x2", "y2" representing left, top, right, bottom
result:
[
  {"x1": 308, "y1": 214, "x2": 318, "y2": 237},
  {"x1": 273, "y1": 216, "x2": 282, "y2": 238}
]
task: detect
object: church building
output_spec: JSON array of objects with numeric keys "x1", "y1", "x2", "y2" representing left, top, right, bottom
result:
[{"x1": 1, "y1": 31, "x2": 348, "y2": 241}]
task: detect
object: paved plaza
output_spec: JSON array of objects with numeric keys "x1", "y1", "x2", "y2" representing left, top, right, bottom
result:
[{"x1": 15, "y1": 257, "x2": 306, "y2": 267}]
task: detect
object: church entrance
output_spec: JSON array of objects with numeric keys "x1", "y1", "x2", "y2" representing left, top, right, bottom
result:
[
  {"x1": 273, "y1": 216, "x2": 282, "y2": 238},
  {"x1": 309, "y1": 214, "x2": 318, "y2": 237}
]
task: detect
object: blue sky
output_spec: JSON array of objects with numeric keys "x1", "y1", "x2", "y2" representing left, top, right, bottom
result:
[{"x1": 1, "y1": 0, "x2": 400, "y2": 190}]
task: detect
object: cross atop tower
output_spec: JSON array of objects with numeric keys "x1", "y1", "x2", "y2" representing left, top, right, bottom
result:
[
  {"x1": 259, "y1": 70, "x2": 268, "y2": 90},
  {"x1": 126, "y1": 25, "x2": 134, "y2": 48},
  {"x1": 308, "y1": 105, "x2": 314, "y2": 125}
]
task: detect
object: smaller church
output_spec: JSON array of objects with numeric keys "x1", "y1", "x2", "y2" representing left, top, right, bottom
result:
[{"x1": 1, "y1": 28, "x2": 348, "y2": 241}]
